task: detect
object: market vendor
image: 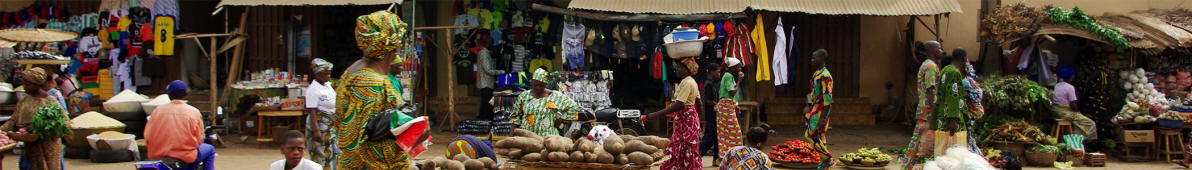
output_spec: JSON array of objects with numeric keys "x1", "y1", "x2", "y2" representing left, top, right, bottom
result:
[
  {"x1": 715, "y1": 57, "x2": 745, "y2": 165},
  {"x1": 304, "y1": 58, "x2": 338, "y2": 169},
  {"x1": 510, "y1": 68, "x2": 579, "y2": 136},
  {"x1": 146, "y1": 80, "x2": 215, "y2": 170},
  {"x1": 903, "y1": 41, "x2": 942, "y2": 170},
  {"x1": 1053, "y1": 67, "x2": 1097, "y2": 140},
  {"x1": 2, "y1": 68, "x2": 68, "y2": 170},
  {"x1": 719, "y1": 127, "x2": 775, "y2": 170},
  {"x1": 644, "y1": 58, "x2": 702, "y2": 170},
  {"x1": 954, "y1": 48, "x2": 986, "y2": 155}
]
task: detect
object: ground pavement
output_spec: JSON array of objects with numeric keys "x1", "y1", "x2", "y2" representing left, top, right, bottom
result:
[{"x1": 0, "y1": 124, "x2": 1180, "y2": 169}]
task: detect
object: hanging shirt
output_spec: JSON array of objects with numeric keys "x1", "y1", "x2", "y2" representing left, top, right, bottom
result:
[
  {"x1": 562, "y1": 22, "x2": 585, "y2": 69},
  {"x1": 152, "y1": 0, "x2": 179, "y2": 27},
  {"x1": 772, "y1": 19, "x2": 789, "y2": 86},
  {"x1": 787, "y1": 26, "x2": 800, "y2": 84},
  {"x1": 153, "y1": 16, "x2": 175, "y2": 55},
  {"x1": 452, "y1": 13, "x2": 478, "y2": 35},
  {"x1": 750, "y1": 14, "x2": 771, "y2": 82}
]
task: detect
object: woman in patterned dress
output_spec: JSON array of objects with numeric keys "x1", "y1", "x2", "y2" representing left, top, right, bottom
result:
[
  {"x1": 804, "y1": 49, "x2": 834, "y2": 169},
  {"x1": 645, "y1": 58, "x2": 702, "y2": 170},
  {"x1": 335, "y1": 10, "x2": 429, "y2": 170},
  {"x1": 510, "y1": 68, "x2": 579, "y2": 136},
  {"x1": 716, "y1": 57, "x2": 745, "y2": 163},
  {"x1": 719, "y1": 127, "x2": 775, "y2": 170},
  {"x1": 306, "y1": 58, "x2": 338, "y2": 169},
  {"x1": 3, "y1": 68, "x2": 67, "y2": 170},
  {"x1": 902, "y1": 41, "x2": 942, "y2": 170}
]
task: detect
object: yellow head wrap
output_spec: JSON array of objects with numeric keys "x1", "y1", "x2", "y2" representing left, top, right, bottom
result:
[{"x1": 355, "y1": 10, "x2": 410, "y2": 64}]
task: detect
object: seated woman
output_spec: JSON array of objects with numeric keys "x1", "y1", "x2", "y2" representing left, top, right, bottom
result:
[
  {"x1": 719, "y1": 127, "x2": 774, "y2": 170},
  {"x1": 510, "y1": 68, "x2": 579, "y2": 136}
]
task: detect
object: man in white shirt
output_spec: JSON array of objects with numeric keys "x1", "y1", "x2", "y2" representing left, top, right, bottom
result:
[{"x1": 270, "y1": 130, "x2": 322, "y2": 170}]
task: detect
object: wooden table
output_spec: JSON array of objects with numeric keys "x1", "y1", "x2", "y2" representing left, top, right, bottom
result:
[
  {"x1": 256, "y1": 109, "x2": 304, "y2": 148},
  {"x1": 738, "y1": 101, "x2": 760, "y2": 129}
]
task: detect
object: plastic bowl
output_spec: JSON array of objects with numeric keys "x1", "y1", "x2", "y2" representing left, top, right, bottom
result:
[
  {"x1": 672, "y1": 30, "x2": 700, "y2": 42},
  {"x1": 664, "y1": 40, "x2": 704, "y2": 58},
  {"x1": 87, "y1": 133, "x2": 137, "y2": 151}
]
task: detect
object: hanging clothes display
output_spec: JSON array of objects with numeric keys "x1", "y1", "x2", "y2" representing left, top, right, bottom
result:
[
  {"x1": 725, "y1": 22, "x2": 754, "y2": 66},
  {"x1": 786, "y1": 25, "x2": 800, "y2": 84},
  {"x1": 562, "y1": 21, "x2": 586, "y2": 70},
  {"x1": 772, "y1": 18, "x2": 789, "y2": 86},
  {"x1": 153, "y1": 16, "x2": 175, "y2": 55},
  {"x1": 750, "y1": 14, "x2": 771, "y2": 82}
]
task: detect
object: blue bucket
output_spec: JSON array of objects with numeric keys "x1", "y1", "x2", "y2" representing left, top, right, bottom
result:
[{"x1": 672, "y1": 30, "x2": 700, "y2": 42}]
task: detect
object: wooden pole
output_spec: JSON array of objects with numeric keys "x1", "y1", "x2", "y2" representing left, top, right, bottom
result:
[
  {"x1": 209, "y1": 36, "x2": 218, "y2": 123},
  {"x1": 219, "y1": 10, "x2": 250, "y2": 109},
  {"x1": 439, "y1": 29, "x2": 457, "y2": 131}
]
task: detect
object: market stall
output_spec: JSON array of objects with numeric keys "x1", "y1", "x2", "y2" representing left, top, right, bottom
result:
[{"x1": 980, "y1": 4, "x2": 1192, "y2": 166}]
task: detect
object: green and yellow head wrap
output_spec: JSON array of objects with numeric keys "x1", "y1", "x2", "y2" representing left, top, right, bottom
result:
[
  {"x1": 355, "y1": 10, "x2": 410, "y2": 64},
  {"x1": 532, "y1": 68, "x2": 551, "y2": 84}
]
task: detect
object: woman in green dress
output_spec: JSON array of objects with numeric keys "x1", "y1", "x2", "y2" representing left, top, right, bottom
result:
[
  {"x1": 335, "y1": 10, "x2": 429, "y2": 170},
  {"x1": 511, "y1": 68, "x2": 579, "y2": 136}
]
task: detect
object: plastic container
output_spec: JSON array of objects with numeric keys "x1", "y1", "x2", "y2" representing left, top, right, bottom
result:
[
  {"x1": 1159, "y1": 119, "x2": 1184, "y2": 129},
  {"x1": 664, "y1": 40, "x2": 704, "y2": 58},
  {"x1": 86, "y1": 133, "x2": 136, "y2": 151},
  {"x1": 672, "y1": 30, "x2": 700, "y2": 42}
]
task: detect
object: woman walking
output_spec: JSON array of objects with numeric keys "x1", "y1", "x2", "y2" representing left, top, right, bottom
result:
[
  {"x1": 716, "y1": 57, "x2": 745, "y2": 162},
  {"x1": 645, "y1": 58, "x2": 703, "y2": 170},
  {"x1": 306, "y1": 58, "x2": 338, "y2": 169}
]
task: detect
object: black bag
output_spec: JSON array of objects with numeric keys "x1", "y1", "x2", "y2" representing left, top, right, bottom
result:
[{"x1": 364, "y1": 109, "x2": 398, "y2": 142}]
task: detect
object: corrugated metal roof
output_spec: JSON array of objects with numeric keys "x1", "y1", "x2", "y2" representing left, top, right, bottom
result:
[
  {"x1": 750, "y1": 0, "x2": 962, "y2": 16},
  {"x1": 567, "y1": 0, "x2": 961, "y2": 15},
  {"x1": 567, "y1": 0, "x2": 749, "y2": 15},
  {"x1": 217, "y1": 0, "x2": 399, "y2": 7}
]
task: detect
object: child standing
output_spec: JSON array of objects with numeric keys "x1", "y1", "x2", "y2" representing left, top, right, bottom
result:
[{"x1": 271, "y1": 130, "x2": 323, "y2": 170}]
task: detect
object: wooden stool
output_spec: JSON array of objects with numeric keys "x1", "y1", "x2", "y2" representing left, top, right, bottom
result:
[
  {"x1": 1159, "y1": 129, "x2": 1186, "y2": 161},
  {"x1": 1052, "y1": 119, "x2": 1074, "y2": 138},
  {"x1": 1124, "y1": 142, "x2": 1155, "y2": 161}
]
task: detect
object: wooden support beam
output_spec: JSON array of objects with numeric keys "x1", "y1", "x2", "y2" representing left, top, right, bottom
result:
[
  {"x1": 209, "y1": 36, "x2": 218, "y2": 123},
  {"x1": 219, "y1": 10, "x2": 250, "y2": 111},
  {"x1": 530, "y1": 4, "x2": 745, "y2": 22},
  {"x1": 913, "y1": 16, "x2": 940, "y2": 41}
]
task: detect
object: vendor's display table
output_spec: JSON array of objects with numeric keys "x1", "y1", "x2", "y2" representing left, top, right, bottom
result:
[
  {"x1": 739, "y1": 101, "x2": 760, "y2": 129},
  {"x1": 256, "y1": 109, "x2": 304, "y2": 148},
  {"x1": 228, "y1": 88, "x2": 287, "y2": 112}
]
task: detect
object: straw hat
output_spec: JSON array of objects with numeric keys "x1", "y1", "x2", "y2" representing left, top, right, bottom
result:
[
  {"x1": 0, "y1": 0, "x2": 34, "y2": 12},
  {"x1": 0, "y1": 28, "x2": 78, "y2": 43}
]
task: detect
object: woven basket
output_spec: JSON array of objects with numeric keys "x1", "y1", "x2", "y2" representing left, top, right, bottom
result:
[
  {"x1": 1059, "y1": 153, "x2": 1084, "y2": 166},
  {"x1": 63, "y1": 127, "x2": 125, "y2": 149},
  {"x1": 1025, "y1": 151, "x2": 1058, "y2": 166},
  {"x1": 990, "y1": 141, "x2": 1030, "y2": 157},
  {"x1": 0, "y1": 28, "x2": 77, "y2": 43}
]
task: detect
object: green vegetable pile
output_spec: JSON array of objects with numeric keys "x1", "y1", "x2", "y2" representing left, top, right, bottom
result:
[
  {"x1": 30, "y1": 106, "x2": 70, "y2": 139},
  {"x1": 1046, "y1": 7, "x2": 1130, "y2": 49},
  {"x1": 1030, "y1": 143, "x2": 1061, "y2": 154},
  {"x1": 980, "y1": 75, "x2": 1053, "y2": 112}
]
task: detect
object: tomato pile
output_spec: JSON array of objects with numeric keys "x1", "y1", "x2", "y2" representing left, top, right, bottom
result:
[{"x1": 768, "y1": 140, "x2": 821, "y2": 164}]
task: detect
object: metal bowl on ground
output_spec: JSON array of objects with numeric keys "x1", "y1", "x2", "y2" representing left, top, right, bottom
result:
[{"x1": 0, "y1": 91, "x2": 14, "y2": 104}]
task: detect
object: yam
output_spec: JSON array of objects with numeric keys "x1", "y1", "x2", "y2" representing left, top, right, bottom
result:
[
  {"x1": 464, "y1": 159, "x2": 485, "y2": 170},
  {"x1": 495, "y1": 137, "x2": 543, "y2": 152},
  {"x1": 585, "y1": 152, "x2": 599, "y2": 163},
  {"x1": 495, "y1": 148, "x2": 510, "y2": 155},
  {"x1": 522, "y1": 153, "x2": 543, "y2": 162},
  {"x1": 453, "y1": 154, "x2": 471, "y2": 162},
  {"x1": 624, "y1": 140, "x2": 658, "y2": 154},
  {"x1": 616, "y1": 154, "x2": 629, "y2": 164},
  {"x1": 638, "y1": 136, "x2": 669, "y2": 149},
  {"x1": 419, "y1": 159, "x2": 439, "y2": 170},
  {"x1": 508, "y1": 149, "x2": 524, "y2": 159},
  {"x1": 570, "y1": 151, "x2": 586, "y2": 162},
  {"x1": 596, "y1": 151, "x2": 615, "y2": 164},
  {"x1": 445, "y1": 160, "x2": 465, "y2": 170},
  {"x1": 620, "y1": 135, "x2": 638, "y2": 141},
  {"x1": 651, "y1": 151, "x2": 664, "y2": 160},
  {"x1": 548, "y1": 152, "x2": 570, "y2": 162},
  {"x1": 478, "y1": 157, "x2": 497, "y2": 170},
  {"x1": 513, "y1": 129, "x2": 544, "y2": 141},
  {"x1": 628, "y1": 152, "x2": 654, "y2": 165},
  {"x1": 603, "y1": 135, "x2": 625, "y2": 154},
  {"x1": 432, "y1": 158, "x2": 452, "y2": 168},
  {"x1": 544, "y1": 136, "x2": 574, "y2": 152},
  {"x1": 575, "y1": 138, "x2": 598, "y2": 153}
]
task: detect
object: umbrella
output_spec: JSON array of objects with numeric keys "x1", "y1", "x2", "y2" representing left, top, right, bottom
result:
[{"x1": 0, "y1": 28, "x2": 78, "y2": 43}]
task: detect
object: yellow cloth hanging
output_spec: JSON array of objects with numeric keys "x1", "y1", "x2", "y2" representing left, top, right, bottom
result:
[{"x1": 750, "y1": 14, "x2": 771, "y2": 82}]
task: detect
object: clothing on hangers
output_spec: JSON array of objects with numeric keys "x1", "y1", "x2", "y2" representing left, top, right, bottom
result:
[
  {"x1": 562, "y1": 21, "x2": 586, "y2": 69},
  {"x1": 750, "y1": 14, "x2": 771, "y2": 82},
  {"x1": 786, "y1": 25, "x2": 800, "y2": 84},
  {"x1": 772, "y1": 18, "x2": 789, "y2": 86}
]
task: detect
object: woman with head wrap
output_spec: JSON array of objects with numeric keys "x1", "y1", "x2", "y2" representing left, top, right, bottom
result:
[
  {"x1": 714, "y1": 57, "x2": 745, "y2": 164},
  {"x1": 645, "y1": 58, "x2": 702, "y2": 170},
  {"x1": 2, "y1": 68, "x2": 68, "y2": 170},
  {"x1": 719, "y1": 127, "x2": 775, "y2": 170},
  {"x1": 1053, "y1": 67, "x2": 1096, "y2": 140},
  {"x1": 305, "y1": 58, "x2": 338, "y2": 169},
  {"x1": 510, "y1": 68, "x2": 579, "y2": 136},
  {"x1": 335, "y1": 10, "x2": 429, "y2": 169}
]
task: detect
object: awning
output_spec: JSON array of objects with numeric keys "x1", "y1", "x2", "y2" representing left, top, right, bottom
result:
[
  {"x1": 217, "y1": 0, "x2": 400, "y2": 7},
  {"x1": 566, "y1": 0, "x2": 961, "y2": 15},
  {"x1": 750, "y1": 0, "x2": 962, "y2": 16},
  {"x1": 567, "y1": 0, "x2": 749, "y2": 15}
]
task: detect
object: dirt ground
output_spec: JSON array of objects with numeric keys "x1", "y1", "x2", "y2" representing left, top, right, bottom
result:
[{"x1": 0, "y1": 124, "x2": 1182, "y2": 169}]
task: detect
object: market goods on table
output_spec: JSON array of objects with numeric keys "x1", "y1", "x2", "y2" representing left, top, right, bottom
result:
[
  {"x1": 839, "y1": 147, "x2": 892, "y2": 166},
  {"x1": 1120, "y1": 68, "x2": 1175, "y2": 107},
  {"x1": 494, "y1": 132, "x2": 668, "y2": 169},
  {"x1": 768, "y1": 140, "x2": 821, "y2": 165},
  {"x1": 64, "y1": 111, "x2": 126, "y2": 148},
  {"x1": 1114, "y1": 101, "x2": 1160, "y2": 124},
  {"x1": 104, "y1": 90, "x2": 149, "y2": 113},
  {"x1": 982, "y1": 120, "x2": 1056, "y2": 145}
]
